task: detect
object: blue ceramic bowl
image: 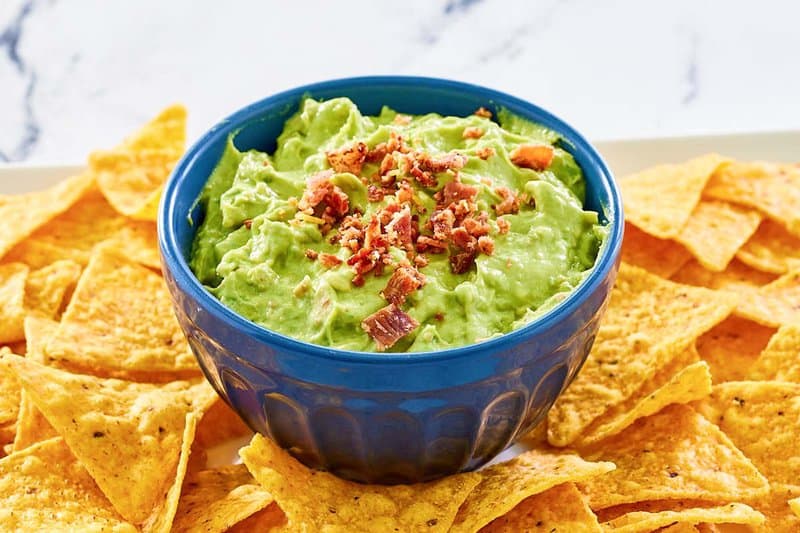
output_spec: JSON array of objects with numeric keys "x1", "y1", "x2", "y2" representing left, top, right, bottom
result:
[{"x1": 159, "y1": 76, "x2": 622, "y2": 484}]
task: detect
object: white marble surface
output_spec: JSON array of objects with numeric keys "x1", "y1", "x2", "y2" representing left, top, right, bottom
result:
[{"x1": 2, "y1": 0, "x2": 799, "y2": 164}]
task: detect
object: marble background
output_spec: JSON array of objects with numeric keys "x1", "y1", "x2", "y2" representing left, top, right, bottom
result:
[{"x1": 2, "y1": 0, "x2": 799, "y2": 164}]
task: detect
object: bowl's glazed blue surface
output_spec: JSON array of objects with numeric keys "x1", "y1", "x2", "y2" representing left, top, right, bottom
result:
[{"x1": 159, "y1": 76, "x2": 623, "y2": 483}]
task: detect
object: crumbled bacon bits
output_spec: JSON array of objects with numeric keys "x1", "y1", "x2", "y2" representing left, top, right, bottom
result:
[
  {"x1": 494, "y1": 186, "x2": 520, "y2": 215},
  {"x1": 326, "y1": 141, "x2": 368, "y2": 175},
  {"x1": 361, "y1": 304, "x2": 419, "y2": 351},
  {"x1": 462, "y1": 126, "x2": 484, "y2": 139},
  {"x1": 381, "y1": 266, "x2": 425, "y2": 305},
  {"x1": 474, "y1": 107, "x2": 493, "y2": 119},
  {"x1": 509, "y1": 143, "x2": 554, "y2": 171},
  {"x1": 297, "y1": 170, "x2": 350, "y2": 233}
]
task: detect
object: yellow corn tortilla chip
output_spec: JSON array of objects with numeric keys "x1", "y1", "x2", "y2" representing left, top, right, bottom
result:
[
  {"x1": 620, "y1": 154, "x2": 728, "y2": 239},
  {"x1": 671, "y1": 258, "x2": 777, "y2": 292},
  {"x1": 748, "y1": 324, "x2": 800, "y2": 382},
  {"x1": 24, "y1": 259, "x2": 82, "y2": 319},
  {"x1": 3, "y1": 187, "x2": 127, "y2": 269},
  {"x1": 225, "y1": 504, "x2": 287, "y2": 532},
  {"x1": 101, "y1": 220, "x2": 161, "y2": 270},
  {"x1": 704, "y1": 161, "x2": 800, "y2": 237},
  {"x1": 662, "y1": 524, "x2": 701, "y2": 533},
  {"x1": 45, "y1": 246, "x2": 199, "y2": 380},
  {"x1": 91, "y1": 105, "x2": 186, "y2": 220},
  {"x1": 12, "y1": 316, "x2": 59, "y2": 452},
  {"x1": 694, "y1": 381, "x2": 800, "y2": 488},
  {"x1": 548, "y1": 263, "x2": 738, "y2": 447},
  {"x1": 734, "y1": 267, "x2": 800, "y2": 327},
  {"x1": 240, "y1": 433, "x2": 482, "y2": 532},
  {"x1": 0, "y1": 353, "x2": 20, "y2": 427},
  {"x1": 480, "y1": 483, "x2": 601, "y2": 533},
  {"x1": 675, "y1": 201, "x2": 762, "y2": 272},
  {"x1": 737, "y1": 219, "x2": 800, "y2": 275},
  {"x1": 579, "y1": 404, "x2": 769, "y2": 509},
  {"x1": 0, "y1": 437, "x2": 136, "y2": 531},
  {"x1": 744, "y1": 485, "x2": 800, "y2": 533},
  {"x1": 195, "y1": 396, "x2": 252, "y2": 450},
  {"x1": 171, "y1": 464, "x2": 274, "y2": 533},
  {"x1": 0, "y1": 172, "x2": 94, "y2": 259},
  {"x1": 0, "y1": 353, "x2": 215, "y2": 525},
  {"x1": 450, "y1": 450, "x2": 615, "y2": 533},
  {"x1": 141, "y1": 412, "x2": 199, "y2": 533},
  {"x1": 576, "y1": 359, "x2": 712, "y2": 448},
  {"x1": 0, "y1": 262, "x2": 28, "y2": 343},
  {"x1": 790, "y1": 496, "x2": 800, "y2": 518},
  {"x1": 600, "y1": 502, "x2": 763, "y2": 533},
  {"x1": 621, "y1": 222, "x2": 692, "y2": 278},
  {"x1": 696, "y1": 316, "x2": 776, "y2": 383}
]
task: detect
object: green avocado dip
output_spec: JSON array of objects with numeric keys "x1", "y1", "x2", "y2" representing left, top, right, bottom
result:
[{"x1": 189, "y1": 97, "x2": 606, "y2": 352}]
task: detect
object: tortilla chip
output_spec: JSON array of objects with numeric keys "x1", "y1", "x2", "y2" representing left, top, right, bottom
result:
[
  {"x1": 195, "y1": 396, "x2": 252, "y2": 450},
  {"x1": 748, "y1": 324, "x2": 800, "y2": 382},
  {"x1": 0, "y1": 357, "x2": 20, "y2": 427},
  {"x1": 24, "y1": 260, "x2": 82, "y2": 319},
  {"x1": 141, "y1": 412, "x2": 199, "y2": 533},
  {"x1": 101, "y1": 220, "x2": 161, "y2": 270},
  {"x1": 662, "y1": 524, "x2": 701, "y2": 533},
  {"x1": 736, "y1": 219, "x2": 800, "y2": 275},
  {"x1": 480, "y1": 483, "x2": 601, "y2": 533},
  {"x1": 3, "y1": 187, "x2": 126, "y2": 269},
  {"x1": 240, "y1": 433, "x2": 482, "y2": 532},
  {"x1": 734, "y1": 267, "x2": 800, "y2": 327},
  {"x1": 450, "y1": 449, "x2": 615, "y2": 532},
  {"x1": 0, "y1": 437, "x2": 135, "y2": 531},
  {"x1": 0, "y1": 353, "x2": 215, "y2": 524},
  {"x1": 11, "y1": 317, "x2": 58, "y2": 452},
  {"x1": 693, "y1": 381, "x2": 800, "y2": 488},
  {"x1": 621, "y1": 222, "x2": 692, "y2": 278},
  {"x1": 704, "y1": 161, "x2": 800, "y2": 237},
  {"x1": 600, "y1": 502, "x2": 763, "y2": 533},
  {"x1": 0, "y1": 172, "x2": 94, "y2": 259},
  {"x1": 548, "y1": 263, "x2": 738, "y2": 447},
  {"x1": 696, "y1": 316, "x2": 776, "y2": 383},
  {"x1": 579, "y1": 404, "x2": 769, "y2": 509},
  {"x1": 745, "y1": 485, "x2": 800, "y2": 533},
  {"x1": 671, "y1": 258, "x2": 777, "y2": 292},
  {"x1": 789, "y1": 496, "x2": 800, "y2": 518},
  {"x1": 620, "y1": 154, "x2": 728, "y2": 239},
  {"x1": 675, "y1": 201, "x2": 762, "y2": 272},
  {"x1": 171, "y1": 464, "x2": 274, "y2": 533},
  {"x1": 91, "y1": 105, "x2": 186, "y2": 220},
  {"x1": 45, "y1": 246, "x2": 199, "y2": 380},
  {"x1": 226, "y1": 504, "x2": 287, "y2": 532},
  {"x1": 0, "y1": 262, "x2": 28, "y2": 343},
  {"x1": 576, "y1": 358, "x2": 712, "y2": 448}
]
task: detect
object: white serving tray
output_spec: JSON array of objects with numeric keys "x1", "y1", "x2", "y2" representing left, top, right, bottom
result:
[{"x1": 2, "y1": 130, "x2": 798, "y2": 468}]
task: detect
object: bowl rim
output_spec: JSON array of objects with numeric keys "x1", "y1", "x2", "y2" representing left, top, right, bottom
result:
[{"x1": 159, "y1": 75, "x2": 623, "y2": 364}]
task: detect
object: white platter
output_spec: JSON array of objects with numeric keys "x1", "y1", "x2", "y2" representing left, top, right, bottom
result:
[{"x1": 2, "y1": 130, "x2": 798, "y2": 469}]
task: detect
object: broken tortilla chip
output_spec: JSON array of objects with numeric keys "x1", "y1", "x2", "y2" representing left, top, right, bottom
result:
[
  {"x1": 0, "y1": 353, "x2": 215, "y2": 525},
  {"x1": 578, "y1": 404, "x2": 769, "y2": 509},
  {"x1": 0, "y1": 437, "x2": 136, "y2": 531},
  {"x1": 90, "y1": 105, "x2": 186, "y2": 220},
  {"x1": 0, "y1": 172, "x2": 94, "y2": 259},
  {"x1": 693, "y1": 381, "x2": 800, "y2": 488},
  {"x1": 240, "y1": 433, "x2": 482, "y2": 532},
  {"x1": 696, "y1": 316, "x2": 776, "y2": 383},
  {"x1": 704, "y1": 161, "x2": 800, "y2": 237},
  {"x1": 575, "y1": 358, "x2": 711, "y2": 448},
  {"x1": 599, "y1": 502, "x2": 763, "y2": 533},
  {"x1": 480, "y1": 482, "x2": 601, "y2": 533},
  {"x1": 621, "y1": 222, "x2": 692, "y2": 278},
  {"x1": 748, "y1": 324, "x2": 800, "y2": 382},
  {"x1": 171, "y1": 464, "x2": 274, "y2": 533},
  {"x1": 45, "y1": 246, "x2": 199, "y2": 380},
  {"x1": 675, "y1": 200, "x2": 762, "y2": 272},
  {"x1": 0, "y1": 262, "x2": 28, "y2": 343},
  {"x1": 24, "y1": 259, "x2": 82, "y2": 319},
  {"x1": 620, "y1": 154, "x2": 728, "y2": 239},
  {"x1": 734, "y1": 267, "x2": 800, "y2": 327},
  {"x1": 450, "y1": 449, "x2": 615, "y2": 532},
  {"x1": 737, "y1": 219, "x2": 800, "y2": 275},
  {"x1": 548, "y1": 263, "x2": 738, "y2": 447}
]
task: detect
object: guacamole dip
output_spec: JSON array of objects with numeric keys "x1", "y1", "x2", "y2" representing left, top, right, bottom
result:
[{"x1": 190, "y1": 98, "x2": 605, "y2": 352}]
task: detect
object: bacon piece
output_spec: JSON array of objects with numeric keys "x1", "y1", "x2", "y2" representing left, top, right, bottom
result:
[
  {"x1": 462, "y1": 213, "x2": 491, "y2": 237},
  {"x1": 367, "y1": 185, "x2": 385, "y2": 203},
  {"x1": 409, "y1": 163, "x2": 438, "y2": 188},
  {"x1": 474, "y1": 107, "x2": 492, "y2": 119},
  {"x1": 363, "y1": 215, "x2": 383, "y2": 250},
  {"x1": 393, "y1": 114, "x2": 412, "y2": 125},
  {"x1": 379, "y1": 153, "x2": 397, "y2": 177},
  {"x1": 451, "y1": 227, "x2": 477, "y2": 252},
  {"x1": 319, "y1": 253, "x2": 343, "y2": 268},
  {"x1": 361, "y1": 304, "x2": 419, "y2": 351},
  {"x1": 381, "y1": 266, "x2": 425, "y2": 305},
  {"x1": 243, "y1": 219, "x2": 253, "y2": 229},
  {"x1": 497, "y1": 217, "x2": 511, "y2": 234},
  {"x1": 377, "y1": 203, "x2": 401, "y2": 226},
  {"x1": 298, "y1": 170, "x2": 335, "y2": 211},
  {"x1": 450, "y1": 250, "x2": 477, "y2": 274},
  {"x1": 385, "y1": 207, "x2": 413, "y2": 248},
  {"x1": 386, "y1": 131, "x2": 410, "y2": 154},
  {"x1": 462, "y1": 127, "x2": 484, "y2": 139},
  {"x1": 337, "y1": 215, "x2": 364, "y2": 252},
  {"x1": 430, "y1": 209, "x2": 456, "y2": 240},
  {"x1": 477, "y1": 235, "x2": 495, "y2": 255},
  {"x1": 439, "y1": 180, "x2": 478, "y2": 206},
  {"x1": 298, "y1": 170, "x2": 350, "y2": 233},
  {"x1": 476, "y1": 146, "x2": 496, "y2": 160},
  {"x1": 510, "y1": 144, "x2": 554, "y2": 171},
  {"x1": 417, "y1": 152, "x2": 467, "y2": 174},
  {"x1": 395, "y1": 181, "x2": 414, "y2": 205},
  {"x1": 414, "y1": 254, "x2": 429, "y2": 268},
  {"x1": 365, "y1": 142, "x2": 388, "y2": 163},
  {"x1": 494, "y1": 186, "x2": 520, "y2": 215},
  {"x1": 304, "y1": 249, "x2": 319, "y2": 260},
  {"x1": 416, "y1": 236, "x2": 448, "y2": 254},
  {"x1": 326, "y1": 142, "x2": 367, "y2": 175}
]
